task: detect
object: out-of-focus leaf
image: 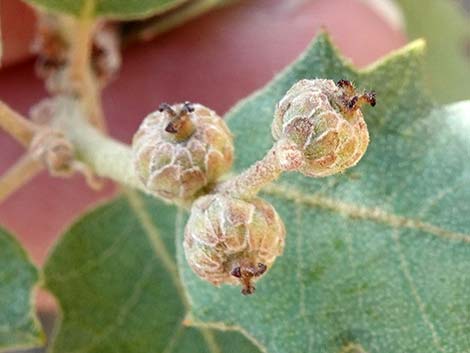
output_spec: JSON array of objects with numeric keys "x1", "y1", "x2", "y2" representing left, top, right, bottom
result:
[
  {"x1": 122, "y1": 0, "x2": 236, "y2": 44},
  {"x1": 25, "y1": 0, "x2": 190, "y2": 20},
  {"x1": 43, "y1": 192, "x2": 262, "y2": 353},
  {"x1": 396, "y1": 0, "x2": 470, "y2": 103},
  {"x1": 0, "y1": 226, "x2": 44, "y2": 351}
]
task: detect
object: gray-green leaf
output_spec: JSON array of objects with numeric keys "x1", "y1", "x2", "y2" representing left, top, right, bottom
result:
[
  {"x1": 396, "y1": 0, "x2": 470, "y2": 103},
  {"x1": 43, "y1": 192, "x2": 262, "y2": 353},
  {"x1": 0, "y1": 227, "x2": 44, "y2": 352},
  {"x1": 179, "y1": 33, "x2": 470, "y2": 353},
  {"x1": 122, "y1": 0, "x2": 235, "y2": 43},
  {"x1": 25, "y1": 0, "x2": 190, "y2": 20}
]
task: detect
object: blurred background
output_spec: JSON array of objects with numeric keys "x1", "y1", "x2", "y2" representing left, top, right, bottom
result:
[{"x1": 0, "y1": 0, "x2": 469, "y2": 351}]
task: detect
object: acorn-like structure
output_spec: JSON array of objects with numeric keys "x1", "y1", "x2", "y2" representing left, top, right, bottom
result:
[
  {"x1": 132, "y1": 102, "x2": 234, "y2": 203},
  {"x1": 183, "y1": 193, "x2": 286, "y2": 295},
  {"x1": 272, "y1": 79, "x2": 375, "y2": 177}
]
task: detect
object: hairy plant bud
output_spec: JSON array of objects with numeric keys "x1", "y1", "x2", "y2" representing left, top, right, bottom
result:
[
  {"x1": 30, "y1": 129, "x2": 75, "y2": 177},
  {"x1": 184, "y1": 193, "x2": 285, "y2": 295},
  {"x1": 272, "y1": 79, "x2": 375, "y2": 177},
  {"x1": 132, "y1": 102, "x2": 234, "y2": 203},
  {"x1": 33, "y1": 15, "x2": 121, "y2": 92},
  {"x1": 32, "y1": 14, "x2": 69, "y2": 82}
]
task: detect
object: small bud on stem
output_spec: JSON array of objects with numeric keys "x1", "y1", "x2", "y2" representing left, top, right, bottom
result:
[
  {"x1": 217, "y1": 78, "x2": 374, "y2": 199},
  {"x1": 184, "y1": 194, "x2": 285, "y2": 295},
  {"x1": 133, "y1": 103, "x2": 233, "y2": 204},
  {"x1": 272, "y1": 79, "x2": 373, "y2": 177},
  {"x1": 216, "y1": 139, "x2": 302, "y2": 198}
]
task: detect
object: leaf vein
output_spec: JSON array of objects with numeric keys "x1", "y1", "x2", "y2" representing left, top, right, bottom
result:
[
  {"x1": 392, "y1": 231, "x2": 446, "y2": 353},
  {"x1": 124, "y1": 190, "x2": 187, "y2": 306},
  {"x1": 264, "y1": 183, "x2": 470, "y2": 243},
  {"x1": 294, "y1": 204, "x2": 315, "y2": 352},
  {"x1": 69, "y1": 260, "x2": 155, "y2": 353},
  {"x1": 162, "y1": 321, "x2": 186, "y2": 353},
  {"x1": 126, "y1": 191, "x2": 222, "y2": 353}
]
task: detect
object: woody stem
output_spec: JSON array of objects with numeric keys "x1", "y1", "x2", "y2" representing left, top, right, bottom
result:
[
  {"x1": 0, "y1": 102, "x2": 39, "y2": 147},
  {"x1": 0, "y1": 155, "x2": 43, "y2": 203},
  {"x1": 216, "y1": 139, "x2": 302, "y2": 198},
  {"x1": 68, "y1": 0, "x2": 106, "y2": 131}
]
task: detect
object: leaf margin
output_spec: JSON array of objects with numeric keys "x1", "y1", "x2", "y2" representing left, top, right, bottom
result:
[{"x1": 0, "y1": 225, "x2": 45, "y2": 352}]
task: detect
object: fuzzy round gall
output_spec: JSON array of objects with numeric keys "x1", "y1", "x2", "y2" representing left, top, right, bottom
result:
[
  {"x1": 183, "y1": 193, "x2": 285, "y2": 295},
  {"x1": 132, "y1": 102, "x2": 234, "y2": 203},
  {"x1": 272, "y1": 79, "x2": 374, "y2": 177}
]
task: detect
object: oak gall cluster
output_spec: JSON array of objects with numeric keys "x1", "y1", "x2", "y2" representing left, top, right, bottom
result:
[
  {"x1": 183, "y1": 193, "x2": 285, "y2": 295},
  {"x1": 272, "y1": 79, "x2": 374, "y2": 177},
  {"x1": 133, "y1": 79, "x2": 374, "y2": 295},
  {"x1": 132, "y1": 102, "x2": 233, "y2": 204}
]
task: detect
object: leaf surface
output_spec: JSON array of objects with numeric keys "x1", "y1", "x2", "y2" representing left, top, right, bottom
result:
[
  {"x1": 25, "y1": 0, "x2": 192, "y2": 20},
  {"x1": 178, "y1": 33, "x2": 470, "y2": 353},
  {"x1": 43, "y1": 192, "x2": 262, "y2": 353},
  {"x1": 396, "y1": 0, "x2": 470, "y2": 103},
  {"x1": 0, "y1": 227, "x2": 44, "y2": 351}
]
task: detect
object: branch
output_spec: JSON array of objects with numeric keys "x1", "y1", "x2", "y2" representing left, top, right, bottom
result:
[
  {"x1": 51, "y1": 98, "x2": 298, "y2": 201},
  {"x1": 68, "y1": 0, "x2": 106, "y2": 131},
  {"x1": 51, "y1": 97, "x2": 144, "y2": 193},
  {"x1": 0, "y1": 154, "x2": 43, "y2": 203},
  {"x1": 0, "y1": 99, "x2": 104, "y2": 197},
  {"x1": 216, "y1": 145, "x2": 283, "y2": 198},
  {"x1": 0, "y1": 101, "x2": 38, "y2": 147},
  {"x1": 216, "y1": 139, "x2": 302, "y2": 198}
]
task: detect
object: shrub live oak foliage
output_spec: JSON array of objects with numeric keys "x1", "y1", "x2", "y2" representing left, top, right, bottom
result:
[{"x1": 1, "y1": 24, "x2": 470, "y2": 353}]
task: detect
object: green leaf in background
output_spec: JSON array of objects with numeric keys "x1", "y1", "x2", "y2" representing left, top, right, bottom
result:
[
  {"x1": 396, "y1": 0, "x2": 470, "y2": 103},
  {"x1": 0, "y1": 227, "x2": 44, "y2": 351},
  {"x1": 178, "y1": 33, "x2": 470, "y2": 352},
  {"x1": 43, "y1": 192, "x2": 262, "y2": 353},
  {"x1": 122, "y1": 0, "x2": 235, "y2": 44},
  {"x1": 25, "y1": 0, "x2": 189, "y2": 19}
]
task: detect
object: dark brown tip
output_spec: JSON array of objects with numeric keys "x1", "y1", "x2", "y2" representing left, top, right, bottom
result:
[
  {"x1": 337, "y1": 79, "x2": 353, "y2": 89},
  {"x1": 256, "y1": 263, "x2": 267, "y2": 276},
  {"x1": 365, "y1": 91, "x2": 376, "y2": 107},
  {"x1": 162, "y1": 103, "x2": 197, "y2": 140},
  {"x1": 232, "y1": 263, "x2": 268, "y2": 296},
  {"x1": 336, "y1": 80, "x2": 376, "y2": 116},
  {"x1": 348, "y1": 96, "x2": 359, "y2": 109},
  {"x1": 158, "y1": 102, "x2": 177, "y2": 116},
  {"x1": 182, "y1": 101, "x2": 195, "y2": 113},
  {"x1": 165, "y1": 122, "x2": 178, "y2": 133},
  {"x1": 337, "y1": 79, "x2": 357, "y2": 99},
  {"x1": 241, "y1": 285, "x2": 256, "y2": 295},
  {"x1": 231, "y1": 267, "x2": 242, "y2": 278}
]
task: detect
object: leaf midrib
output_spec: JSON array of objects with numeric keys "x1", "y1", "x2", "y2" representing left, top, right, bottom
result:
[{"x1": 263, "y1": 183, "x2": 470, "y2": 243}]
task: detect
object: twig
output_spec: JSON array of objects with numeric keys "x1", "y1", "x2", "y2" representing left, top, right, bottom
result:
[
  {"x1": 0, "y1": 154, "x2": 43, "y2": 203},
  {"x1": 51, "y1": 97, "x2": 143, "y2": 192},
  {"x1": 216, "y1": 139, "x2": 301, "y2": 198},
  {"x1": 216, "y1": 145, "x2": 283, "y2": 198},
  {"x1": 67, "y1": 0, "x2": 106, "y2": 131},
  {"x1": 0, "y1": 101, "x2": 38, "y2": 147},
  {"x1": 50, "y1": 98, "x2": 299, "y2": 201}
]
